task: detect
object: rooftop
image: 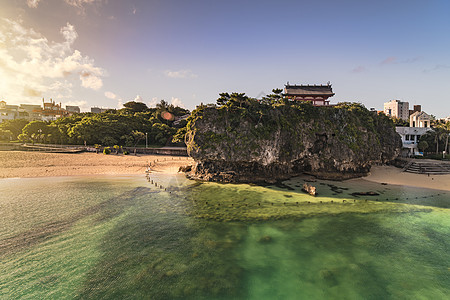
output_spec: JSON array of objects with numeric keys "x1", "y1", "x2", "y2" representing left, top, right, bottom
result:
[{"x1": 284, "y1": 83, "x2": 334, "y2": 96}]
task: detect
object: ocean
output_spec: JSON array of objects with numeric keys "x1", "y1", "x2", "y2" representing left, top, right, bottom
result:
[{"x1": 1, "y1": 174, "x2": 449, "y2": 299}]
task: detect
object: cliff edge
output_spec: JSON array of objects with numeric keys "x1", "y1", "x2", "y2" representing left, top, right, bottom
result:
[{"x1": 184, "y1": 96, "x2": 401, "y2": 183}]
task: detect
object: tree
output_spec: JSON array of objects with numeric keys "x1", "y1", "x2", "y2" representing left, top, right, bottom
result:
[
  {"x1": 22, "y1": 121, "x2": 48, "y2": 144},
  {"x1": 436, "y1": 121, "x2": 450, "y2": 155},
  {"x1": 418, "y1": 140, "x2": 428, "y2": 153},
  {"x1": 0, "y1": 119, "x2": 29, "y2": 140},
  {"x1": 0, "y1": 129, "x2": 12, "y2": 141},
  {"x1": 131, "y1": 130, "x2": 145, "y2": 147},
  {"x1": 123, "y1": 101, "x2": 149, "y2": 112},
  {"x1": 391, "y1": 117, "x2": 409, "y2": 127},
  {"x1": 101, "y1": 136, "x2": 118, "y2": 146}
]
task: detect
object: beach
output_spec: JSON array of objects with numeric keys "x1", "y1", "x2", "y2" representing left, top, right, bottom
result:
[
  {"x1": 363, "y1": 165, "x2": 450, "y2": 192},
  {"x1": 1, "y1": 151, "x2": 449, "y2": 191},
  {"x1": 0, "y1": 151, "x2": 194, "y2": 178}
]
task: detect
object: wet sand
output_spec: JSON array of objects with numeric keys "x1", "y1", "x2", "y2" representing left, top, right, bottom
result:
[{"x1": 0, "y1": 151, "x2": 194, "y2": 178}]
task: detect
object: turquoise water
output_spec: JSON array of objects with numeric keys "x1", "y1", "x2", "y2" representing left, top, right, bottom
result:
[{"x1": 0, "y1": 174, "x2": 449, "y2": 299}]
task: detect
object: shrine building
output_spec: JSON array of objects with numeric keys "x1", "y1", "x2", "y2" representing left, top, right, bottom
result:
[{"x1": 284, "y1": 83, "x2": 335, "y2": 106}]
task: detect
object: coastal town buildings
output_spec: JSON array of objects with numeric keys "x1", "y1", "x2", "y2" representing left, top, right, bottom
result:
[
  {"x1": 66, "y1": 105, "x2": 81, "y2": 114},
  {"x1": 91, "y1": 107, "x2": 109, "y2": 113},
  {"x1": 384, "y1": 100, "x2": 410, "y2": 121},
  {"x1": 0, "y1": 99, "x2": 80, "y2": 123},
  {"x1": 284, "y1": 83, "x2": 334, "y2": 106}
]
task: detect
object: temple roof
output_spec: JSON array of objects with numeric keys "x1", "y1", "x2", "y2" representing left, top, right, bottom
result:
[{"x1": 284, "y1": 84, "x2": 334, "y2": 96}]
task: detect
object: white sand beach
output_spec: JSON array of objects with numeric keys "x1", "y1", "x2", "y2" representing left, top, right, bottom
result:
[
  {"x1": 0, "y1": 151, "x2": 194, "y2": 178},
  {"x1": 363, "y1": 165, "x2": 450, "y2": 191}
]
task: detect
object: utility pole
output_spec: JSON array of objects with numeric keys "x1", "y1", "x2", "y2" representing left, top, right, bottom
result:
[{"x1": 145, "y1": 132, "x2": 148, "y2": 148}]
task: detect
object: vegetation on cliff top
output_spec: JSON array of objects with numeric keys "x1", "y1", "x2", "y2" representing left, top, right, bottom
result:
[{"x1": 184, "y1": 90, "x2": 396, "y2": 155}]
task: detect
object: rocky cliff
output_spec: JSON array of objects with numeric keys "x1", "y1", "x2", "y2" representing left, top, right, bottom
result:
[{"x1": 184, "y1": 99, "x2": 401, "y2": 183}]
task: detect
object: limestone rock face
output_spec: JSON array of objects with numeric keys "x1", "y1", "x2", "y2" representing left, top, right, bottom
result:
[{"x1": 185, "y1": 102, "x2": 401, "y2": 183}]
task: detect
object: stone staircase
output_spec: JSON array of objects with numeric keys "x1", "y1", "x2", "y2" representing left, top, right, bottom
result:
[{"x1": 403, "y1": 161, "x2": 450, "y2": 175}]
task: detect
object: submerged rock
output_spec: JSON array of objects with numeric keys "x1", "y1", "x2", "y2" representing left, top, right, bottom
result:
[
  {"x1": 184, "y1": 101, "x2": 401, "y2": 183},
  {"x1": 258, "y1": 235, "x2": 273, "y2": 243}
]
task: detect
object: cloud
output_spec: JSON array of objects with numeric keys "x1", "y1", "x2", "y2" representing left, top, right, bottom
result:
[
  {"x1": 351, "y1": 66, "x2": 367, "y2": 73},
  {"x1": 423, "y1": 64, "x2": 450, "y2": 73},
  {"x1": 380, "y1": 57, "x2": 397, "y2": 65},
  {"x1": 148, "y1": 97, "x2": 159, "y2": 107},
  {"x1": 80, "y1": 71, "x2": 102, "y2": 90},
  {"x1": 0, "y1": 19, "x2": 105, "y2": 105},
  {"x1": 164, "y1": 69, "x2": 198, "y2": 79},
  {"x1": 64, "y1": 0, "x2": 101, "y2": 8},
  {"x1": 171, "y1": 97, "x2": 185, "y2": 108},
  {"x1": 380, "y1": 56, "x2": 422, "y2": 66},
  {"x1": 104, "y1": 91, "x2": 117, "y2": 99},
  {"x1": 26, "y1": 0, "x2": 102, "y2": 10},
  {"x1": 117, "y1": 99, "x2": 124, "y2": 109},
  {"x1": 27, "y1": 0, "x2": 41, "y2": 8},
  {"x1": 134, "y1": 95, "x2": 144, "y2": 102}
]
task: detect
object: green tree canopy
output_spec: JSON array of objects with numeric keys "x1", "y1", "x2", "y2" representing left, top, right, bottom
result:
[{"x1": 123, "y1": 101, "x2": 149, "y2": 112}]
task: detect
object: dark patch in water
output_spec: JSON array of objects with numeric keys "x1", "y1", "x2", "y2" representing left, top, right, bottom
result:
[{"x1": 0, "y1": 187, "x2": 154, "y2": 258}]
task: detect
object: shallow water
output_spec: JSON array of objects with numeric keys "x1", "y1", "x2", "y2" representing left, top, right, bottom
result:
[{"x1": 0, "y1": 174, "x2": 449, "y2": 299}]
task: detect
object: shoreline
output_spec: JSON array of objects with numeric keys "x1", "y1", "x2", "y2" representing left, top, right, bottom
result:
[
  {"x1": 1, "y1": 151, "x2": 449, "y2": 192},
  {"x1": 0, "y1": 151, "x2": 194, "y2": 179}
]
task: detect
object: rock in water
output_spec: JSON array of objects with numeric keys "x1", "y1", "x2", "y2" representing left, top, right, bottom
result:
[
  {"x1": 302, "y1": 183, "x2": 317, "y2": 196},
  {"x1": 184, "y1": 100, "x2": 401, "y2": 183}
]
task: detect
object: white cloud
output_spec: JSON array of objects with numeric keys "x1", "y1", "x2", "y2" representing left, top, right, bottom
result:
[
  {"x1": 164, "y1": 69, "x2": 198, "y2": 79},
  {"x1": 0, "y1": 19, "x2": 105, "y2": 105},
  {"x1": 104, "y1": 91, "x2": 117, "y2": 99},
  {"x1": 27, "y1": 0, "x2": 41, "y2": 8},
  {"x1": 117, "y1": 99, "x2": 124, "y2": 109},
  {"x1": 148, "y1": 97, "x2": 159, "y2": 107},
  {"x1": 171, "y1": 97, "x2": 185, "y2": 108},
  {"x1": 134, "y1": 95, "x2": 144, "y2": 102}
]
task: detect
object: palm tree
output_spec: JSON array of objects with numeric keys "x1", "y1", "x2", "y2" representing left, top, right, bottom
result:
[{"x1": 436, "y1": 121, "x2": 450, "y2": 155}]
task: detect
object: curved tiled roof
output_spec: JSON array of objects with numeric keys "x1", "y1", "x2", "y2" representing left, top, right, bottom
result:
[{"x1": 284, "y1": 84, "x2": 334, "y2": 96}]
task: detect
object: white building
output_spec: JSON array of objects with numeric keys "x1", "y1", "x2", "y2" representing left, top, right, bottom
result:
[
  {"x1": 0, "y1": 101, "x2": 18, "y2": 123},
  {"x1": 384, "y1": 100, "x2": 410, "y2": 121},
  {"x1": 396, "y1": 127, "x2": 431, "y2": 156},
  {"x1": 410, "y1": 111, "x2": 431, "y2": 128},
  {"x1": 66, "y1": 105, "x2": 81, "y2": 114}
]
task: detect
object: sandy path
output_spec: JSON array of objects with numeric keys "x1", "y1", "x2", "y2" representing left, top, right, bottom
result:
[{"x1": 0, "y1": 151, "x2": 194, "y2": 178}]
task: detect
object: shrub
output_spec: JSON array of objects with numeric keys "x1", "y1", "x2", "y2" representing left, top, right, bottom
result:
[
  {"x1": 123, "y1": 150, "x2": 129, "y2": 155},
  {"x1": 103, "y1": 147, "x2": 111, "y2": 154}
]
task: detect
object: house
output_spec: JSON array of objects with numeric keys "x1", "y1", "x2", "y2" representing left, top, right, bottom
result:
[
  {"x1": 410, "y1": 111, "x2": 431, "y2": 128},
  {"x1": 66, "y1": 105, "x2": 81, "y2": 114},
  {"x1": 284, "y1": 83, "x2": 334, "y2": 106},
  {"x1": 0, "y1": 101, "x2": 18, "y2": 123},
  {"x1": 20, "y1": 104, "x2": 43, "y2": 121},
  {"x1": 39, "y1": 99, "x2": 69, "y2": 121},
  {"x1": 91, "y1": 107, "x2": 108, "y2": 113},
  {"x1": 395, "y1": 111, "x2": 432, "y2": 156},
  {"x1": 396, "y1": 127, "x2": 431, "y2": 156},
  {"x1": 384, "y1": 100, "x2": 409, "y2": 121}
]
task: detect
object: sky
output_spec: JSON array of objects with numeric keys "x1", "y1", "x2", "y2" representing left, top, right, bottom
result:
[{"x1": 0, "y1": 0, "x2": 449, "y2": 117}]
